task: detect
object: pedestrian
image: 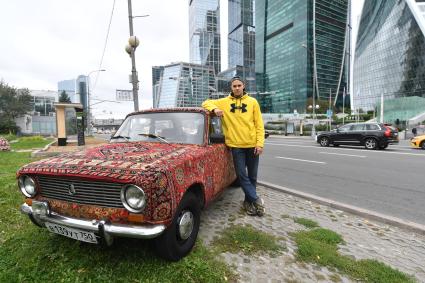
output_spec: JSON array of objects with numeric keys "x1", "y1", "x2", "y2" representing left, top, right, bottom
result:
[
  {"x1": 202, "y1": 76, "x2": 265, "y2": 216},
  {"x1": 412, "y1": 127, "x2": 417, "y2": 137}
]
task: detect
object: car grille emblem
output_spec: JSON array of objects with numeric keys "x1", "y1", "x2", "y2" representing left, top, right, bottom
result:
[{"x1": 68, "y1": 184, "x2": 76, "y2": 196}]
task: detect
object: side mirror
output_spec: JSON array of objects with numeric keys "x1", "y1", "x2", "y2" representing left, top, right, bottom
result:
[{"x1": 210, "y1": 133, "x2": 225, "y2": 143}]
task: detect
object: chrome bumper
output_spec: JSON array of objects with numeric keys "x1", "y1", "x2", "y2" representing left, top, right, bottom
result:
[{"x1": 21, "y1": 203, "x2": 166, "y2": 241}]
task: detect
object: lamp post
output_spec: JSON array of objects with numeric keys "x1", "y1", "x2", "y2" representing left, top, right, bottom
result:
[
  {"x1": 87, "y1": 69, "x2": 106, "y2": 135},
  {"x1": 302, "y1": 43, "x2": 319, "y2": 137},
  {"x1": 126, "y1": 0, "x2": 149, "y2": 112}
]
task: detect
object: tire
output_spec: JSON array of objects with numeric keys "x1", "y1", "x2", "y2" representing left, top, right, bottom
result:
[
  {"x1": 231, "y1": 177, "x2": 240, "y2": 187},
  {"x1": 319, "y1": 137, "x2": 330, "y2": 147},
  {"x1": 378, "y1": 143, "x2": 388, "y2": 150},
  {"x1": 154, "y1": 192, "x2": 200, "y2": 261},
  {"x1": 421, "y1": 141, "x2": 425, "y2": 150},
  {"x1": 333, "y1": 144, "x2": 339, "y2": 147},
  {"x1": 364, "y1": 138, "x2": 377, "y2": 150}
]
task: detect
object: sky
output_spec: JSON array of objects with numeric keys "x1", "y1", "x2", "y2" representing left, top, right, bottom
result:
[{"x1": 0, "y1": 0, "x2": 363, "y2": 119}]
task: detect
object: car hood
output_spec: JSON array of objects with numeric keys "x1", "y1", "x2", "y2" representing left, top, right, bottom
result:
[{"x1": 18, "y1": 142, "x2": 200, "y2": 181}]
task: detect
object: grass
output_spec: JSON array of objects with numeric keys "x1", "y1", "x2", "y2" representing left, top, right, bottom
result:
[
  {"x1": 293, "y1": 217, "x2": 319, "y2": 228},
  {"x1": 10, "y1": 136, "x2": 54, "y2": 150},
  {"x1": 212, "y1": 224, "x2": 285, "y2": 256},
  {"x1": 292, "y1": 228, "x2": 415, "y2": 283},
  {"x1": 0, "y1": 152, "x2": 237, "y2": 282}
]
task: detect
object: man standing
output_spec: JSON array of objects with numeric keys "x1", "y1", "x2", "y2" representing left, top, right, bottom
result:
[{"x1": 202, "y1": 76, "x2": 265, "y2": 216}]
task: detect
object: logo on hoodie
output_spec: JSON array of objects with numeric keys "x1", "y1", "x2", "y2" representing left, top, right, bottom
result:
[{"x1": 230, "y1": 103, "x2": 247, "y2": 113}]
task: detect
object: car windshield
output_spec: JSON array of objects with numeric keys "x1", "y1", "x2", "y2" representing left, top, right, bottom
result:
[{"x1": 112, "y1": 112, "x2": 205, "y2": 145}]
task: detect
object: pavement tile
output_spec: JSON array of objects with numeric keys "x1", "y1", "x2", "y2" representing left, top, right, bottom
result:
[{"x1": 199, "y1": 186, "x2": 425, "y2": 282}]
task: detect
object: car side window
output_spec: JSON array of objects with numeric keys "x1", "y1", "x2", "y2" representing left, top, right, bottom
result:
[
  {"x1": 352, "y1": 124, "x2": 365, "y2": 131},
  {"x1": 338, "y1": 125, "x2": 351, "y2": 132},
  {"x1": 210, "y1": 117, "x2": 224, "y2": 135},
  {"x1": 366, "y1": 124, "x2": 379, "y2": 131}
]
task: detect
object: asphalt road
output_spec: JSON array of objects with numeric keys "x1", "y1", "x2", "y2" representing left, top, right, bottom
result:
[{"x1": 259, "y1": 136, "x2": 425, "y2": 225}]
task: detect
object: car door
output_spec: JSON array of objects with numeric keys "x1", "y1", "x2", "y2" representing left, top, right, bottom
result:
[
  {"x1": 348, "y1": 123, "x2": 366, "y2": 144},
  {"x1": 333, "y1": 124, "x2": 352, "y2": 144}
]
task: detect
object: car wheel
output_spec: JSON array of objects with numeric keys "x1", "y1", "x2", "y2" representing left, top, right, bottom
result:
[
  {"x1": 154, "y1": 192, "x2": 200, "y2": 261},
  {"x1": 319, "y1": 137, "x2": 330, "y2": 147},
  {"x1": 421, "y1": 141, "x2": 425, "y2": 150},
  {"x1": 364, "y1": 138, "x2": 377, "y2": 150}
]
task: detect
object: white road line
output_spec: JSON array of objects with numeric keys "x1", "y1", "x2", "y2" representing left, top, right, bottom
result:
[
  {"x1": 319, "y1": 152, "x2": 366, "y2": 158},
  {"x1": 265, "y1": 142, "x2": 425, "y2": 157},
  {"x1": 276, "y1": 156, "x2": 326, "y2": 164}
]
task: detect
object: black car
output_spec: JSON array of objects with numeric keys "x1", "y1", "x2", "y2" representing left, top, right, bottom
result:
[{"x1": 316, "y1": 122, "x2": 399, "y2": 150}]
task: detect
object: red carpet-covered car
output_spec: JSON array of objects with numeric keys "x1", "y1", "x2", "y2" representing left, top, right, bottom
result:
[{"x1": 17, "y1": 108, "x2": 236, "y2": 260}]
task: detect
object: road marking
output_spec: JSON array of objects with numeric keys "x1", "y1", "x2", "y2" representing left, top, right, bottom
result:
[
  {"x1": 276, "y1": 156, "x2": 326, "y2": 164},
  {"x1": 265, "y1": 142, "x2": 425, "y2": 157},
  {"x1": 319, "y1": 152, "x2": 366, "y2": 158}
]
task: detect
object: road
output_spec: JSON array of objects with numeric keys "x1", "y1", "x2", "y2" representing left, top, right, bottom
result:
[{"x1": 259, "y1": 136, "x2": 425, "y2": 225}]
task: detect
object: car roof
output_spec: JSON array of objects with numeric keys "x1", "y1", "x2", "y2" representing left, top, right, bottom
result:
[{"x1": 125, "y1": 107, "x2": 207, "y2": 119}]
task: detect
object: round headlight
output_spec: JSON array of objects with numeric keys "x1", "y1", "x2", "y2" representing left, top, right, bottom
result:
[
  {"x1": 121, "y1": 185, "x2": 146, "y2": 213},
  {"x1": 19, "y1": 176, "x2": 37, "y2": 197}
]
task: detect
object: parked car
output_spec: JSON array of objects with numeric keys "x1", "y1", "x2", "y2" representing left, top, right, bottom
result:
[
  {"x1": 17, "y1": 108, "x2": 237, "y2": 261},
  {"x1": 316, "y1": 122, "x2": 399, "y2": 150},
  {"x1": 410, "y1": 134, "x2": 425, "y2": 149}
]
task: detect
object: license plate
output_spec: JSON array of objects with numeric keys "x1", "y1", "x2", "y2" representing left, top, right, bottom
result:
[{"x1": 45, "y1": 222, "x2": 98, "y2": 244}]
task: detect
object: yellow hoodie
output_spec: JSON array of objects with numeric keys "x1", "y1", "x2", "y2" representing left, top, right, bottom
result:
[{"x1": 202, "y1": 93, "x2": 265, "y2": 148}]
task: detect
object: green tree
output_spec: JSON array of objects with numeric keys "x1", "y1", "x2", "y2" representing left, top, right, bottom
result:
[
  {"x1": 59, "y1": 90, "x2": 71, "y2": 103},
  {"x1": 0, "y1": 81, "x2": 32, "y2": 134}
]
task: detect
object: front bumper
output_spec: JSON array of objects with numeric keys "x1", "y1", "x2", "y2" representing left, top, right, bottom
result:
[{"x1": 21, "y1": 202, "x2": 166, "y2": 242}]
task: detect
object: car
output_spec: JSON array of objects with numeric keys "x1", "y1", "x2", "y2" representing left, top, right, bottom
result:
[
  {"x1": 17, "y1": 108, "x2": 237, "y2": 261},
  {"x1": 410, "y1": 134, "x2": 425, "y2": 149},
  {"x1": 316, "y1": 122, "x2": 399, "y2": 150}
]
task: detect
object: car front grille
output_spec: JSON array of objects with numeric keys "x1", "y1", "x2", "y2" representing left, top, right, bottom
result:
[{"x1": 38, "y1": 176, "x2": 124, "y2": 208}]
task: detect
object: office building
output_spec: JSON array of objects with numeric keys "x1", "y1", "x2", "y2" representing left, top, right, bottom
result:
[
  {"x1": 353, "y1": 0, "x2": 425, "y2": 124},
  {"x1": 256, "y1": 0, "x2": 350, "y2": 113},
  {"x1": 189, "y1": 0, "x2": 221, "y2": 74},
  {"x1": 155, "y1": 62, "x2": 215, "y2": 108}
]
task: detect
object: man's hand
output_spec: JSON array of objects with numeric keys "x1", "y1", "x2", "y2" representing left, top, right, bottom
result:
[
  {"x1": 213, "y1": 108, "x2": 224, "y2": 117},
  {"x1": 254, "y1": 147, "x2": 263, "y2": 155}
]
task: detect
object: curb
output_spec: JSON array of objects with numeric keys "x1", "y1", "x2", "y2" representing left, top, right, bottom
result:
[
  {"x1": 31, "y1": 140, "x2": 59, "y2": 158},
  {"x1": 258, "y1": 180, "x2": 425, "y2": 235}
]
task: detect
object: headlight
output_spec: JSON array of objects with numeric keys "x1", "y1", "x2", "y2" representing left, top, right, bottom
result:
[
  {"x1": 121, "y1": 185, "x2": 146, "y2": 213},
  {"x1": 18, "y1": 175, "x2": 37, "y2": 197}
]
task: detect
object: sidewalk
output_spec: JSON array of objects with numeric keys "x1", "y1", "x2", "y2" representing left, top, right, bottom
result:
[{"x1": 199, "y1": 186, "x2": 425, "y2": 282}]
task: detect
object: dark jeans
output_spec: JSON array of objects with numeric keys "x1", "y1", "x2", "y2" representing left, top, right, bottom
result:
[{"x1": 231, "y1": 148, "x2": 259, "y2": 203}]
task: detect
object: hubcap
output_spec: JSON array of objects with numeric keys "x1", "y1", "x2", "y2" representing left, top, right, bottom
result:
[
  {"x1": 177, "y1": 211, "x2": 194, "y2": 240},
  {"x1": 366, "y1": 139, "x2": 375, "y2": 148},
  {"x1": 321, "y1": 138, "x2": 328, "y2": 146}
]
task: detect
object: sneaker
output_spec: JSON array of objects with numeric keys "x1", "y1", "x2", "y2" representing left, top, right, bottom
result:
[
  {"x1": 243, "y1": 201, "x2": 257, "y2": 216},
  {"x1": 254, "y1": 197, "x2": 265, "y2": 216}
]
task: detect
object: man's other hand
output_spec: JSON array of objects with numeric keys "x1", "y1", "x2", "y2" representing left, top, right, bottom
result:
[
  {"x1": 254, "y1": 147, "x2": 263, "y2": 155},
  {"x1": 213, "y1": 108, "x2": 224, "y2": 117}
]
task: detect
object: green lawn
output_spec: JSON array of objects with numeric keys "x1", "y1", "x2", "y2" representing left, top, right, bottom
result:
[
  {"x1": 10, "y1": 136, "x2": 54, "y2": 150},
  {"x1": 0, "y1": 152, "x2": 236, "y2": 283}
]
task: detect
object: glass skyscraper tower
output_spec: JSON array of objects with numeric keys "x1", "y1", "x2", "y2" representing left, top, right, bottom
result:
[
  {"x1": 353, "y1": 0, "x2": 425, "y2": 123},
  {"x1": 255, "y1": 0, "x2": 350, "y2": 113},
  {"x1": 189, "y1": 0, "x2": 221, "y2": 75}
]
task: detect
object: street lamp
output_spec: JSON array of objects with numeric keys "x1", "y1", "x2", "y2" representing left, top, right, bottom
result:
[
  {"x1": 302, "y1": 43, "x2": 319, "y2": 137},
  {"x1": 87, "y1": 69, "x2": 106, "y2": 135}
]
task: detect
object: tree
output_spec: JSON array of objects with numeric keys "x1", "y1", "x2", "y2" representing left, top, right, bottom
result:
[
  {"x1": 59, "y1": 90, "x2": 71, "y2": 103},
  {"x1": 0, "y1": 81, "x2": 32, "y2": 134}
]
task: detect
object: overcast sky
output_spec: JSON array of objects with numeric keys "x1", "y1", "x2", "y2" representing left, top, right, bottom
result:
[{"x1": 0, "y1": 0, "x2": 364, "y2": 119}]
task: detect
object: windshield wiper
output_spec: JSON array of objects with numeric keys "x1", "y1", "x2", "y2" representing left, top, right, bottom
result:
[
  {"x1": 138, "y1": 133, "x2": 169, "y2": 144},
  {"x1": 110, "y1": 135, "x2": 130, "y2": 142}
]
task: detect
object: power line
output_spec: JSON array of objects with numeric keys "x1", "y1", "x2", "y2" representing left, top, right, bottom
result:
[{"x1": 93, "y1": 0, "x2": 116, "y2": 91}]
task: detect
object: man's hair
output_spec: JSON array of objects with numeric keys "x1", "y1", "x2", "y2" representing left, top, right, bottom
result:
[{"x1": 230, "y1": 76, "x2": 245, "y2": 85}]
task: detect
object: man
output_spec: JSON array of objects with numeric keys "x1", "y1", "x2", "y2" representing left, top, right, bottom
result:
[{"x1": 202, "y1": 76, "x2": 265, "y2": 216}]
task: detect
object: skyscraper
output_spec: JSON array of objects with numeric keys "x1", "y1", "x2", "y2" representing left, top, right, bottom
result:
[
  {"x1": 152, "y1": 66, "x2": 164, "y2": 108},
  {"x1": 217, "y1": 0, "x2": 256, "y2": 94},
  {"x1": 353, "y1": 0, "x2": 425, "y2": 123},
  {"x1": 58, "y1": 79, "x2": 77, "y2": 103},
  {"x1": 256, "y1": 0, "x2": 350, "y2": 113},
  {"x1": 189, "y1": 0, "x2": 221, "y2": 74},
  {"x1": 156, "y1": 62, "x2": 215, "y2": 108}
]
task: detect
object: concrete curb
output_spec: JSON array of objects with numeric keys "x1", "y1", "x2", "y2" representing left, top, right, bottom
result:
[
  {"x1": 258, "y1": 180, "x2": 425, "y2": 235},
  {"x1": 31, "y1": 140, "x2": 59, "y2": 158}
]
